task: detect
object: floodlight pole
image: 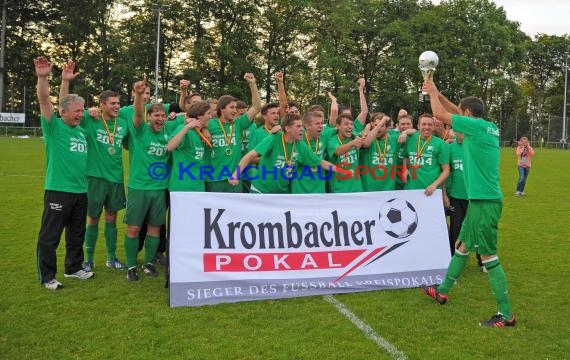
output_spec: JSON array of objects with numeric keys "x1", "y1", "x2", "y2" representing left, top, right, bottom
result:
[
  {"x1": 0, "y1": 0, "x2": 9, "y2": 112},
  {"x1": 152, "y1": 4, "x2": 169, "y2": 104},
  {"x1": 563, "y1": 54, "x2": 568, "y2": 142}
]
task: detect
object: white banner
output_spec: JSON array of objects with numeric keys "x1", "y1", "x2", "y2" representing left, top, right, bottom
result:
[
  {"x1": 0, "y1": 112, "x2": 25, "y2": 124},
  {"x1": 169, "y1": 190, "x2": 451, "y2": 307}
]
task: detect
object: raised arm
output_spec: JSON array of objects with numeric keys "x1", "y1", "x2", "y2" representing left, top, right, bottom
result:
[
  {"x1": 34, "y1": 57, "x2": 55, "y2": 121},
  {"x1": 178, "y1": 79, "x2": 190, "y2": 110},
  {"x1": 362, "y1": 123, "x2": 381, "y2": 148},
  {"x1": 328, "y1": 92, "x2": 338, "y2": 127},
  {"x1": 245, "y1": 73, "x2": 262, "y2": 121},
  {"x1": 133, "y1": 79, "x2": 147, "y2": 128},
  {"x1": 59, "y1": 60, "x2": 80, "y2": 100},
  {"x1": 356, "y1": 78, "x2": 368, "y2": 125},
  {"x1": 275, "y1": 72, "x2": 288, "y2": 119},
  {"x1": 438, "y1": 92, "x2": 460, "y2": 115},
  {"x1": 423, "y1": 81, "x2": 452, "y2": 126}
]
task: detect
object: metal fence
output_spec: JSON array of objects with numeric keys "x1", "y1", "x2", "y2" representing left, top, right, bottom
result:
[{"x1": 0, "y1": 126, "x2": 42, "y2": 137}]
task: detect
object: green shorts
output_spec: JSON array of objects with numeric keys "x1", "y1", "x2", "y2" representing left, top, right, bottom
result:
[
  {"x1": 124, "y1": 188, "x2": 167, "y2": 226},
  {"x1": 205, "y1": 180, "x2": 243, "y2": 193},
  {"x1": 87, "y1": 176, "x2": 126, "y2": 217},
  {"x1": 458, "y1": 199, "x2": 502, "y2": 255}
]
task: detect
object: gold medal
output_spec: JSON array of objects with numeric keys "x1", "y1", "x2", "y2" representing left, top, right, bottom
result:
[
  {"x1": 285, "y1": 168, "x2": 293, "y2": 178},
  {"x1": 375, "y1": 136, "x2": 388, "y2": 164},
  {"x1": 217, "y1": 118, "x2": 234, "y2": 158},
  {"x1": 108, "y1": 147, "x2": 116, "y2": 155},
  {"x1": 310, "y1": 166, "x2": 318, "y2": 173}
]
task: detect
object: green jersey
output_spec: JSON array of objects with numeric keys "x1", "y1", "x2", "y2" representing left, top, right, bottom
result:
[
  {"x1": 403, "y1": 132, "x2": 449, "y2": 190},
  {"x1": 446, "y1": 140, "x2": 467, "y2": 199},
  {"x1": 41, "y1": 113, "x2": 88, "y2": 193},
  {"x1": 168, "y1": 125, "x2": 207, "y2": 192},
  {"x1": 248, "y1": 125, "x2": 273, "y2": 151},
  {"x1": 80, "y1": 110, "x2": 128, "y2": 183},
  {"x1": 128, "y1": 119, "x2": 182, "y2": 190},
  {"x1": 241, "y1": 122, "x2": 258, "y2": 156},
  {"x1": 327, "y1": 134, "x2": 363, "y2": 193},
  {"x1": 360, "y1": 133, "x2": 399, "y2": 191},
  {"x1": 291, "y1": 132, "x2": 328, "y2": 194},
  {"x1": 353, "y1": 120, "x2": 364, "y2": 137},
  {"x1": 206, "y1": 114, "x2": 252, "y2": 182},
  {"x1": 451, "y1": 114, "x2": 502, "y2": 200},
  {"x1": 252, "y1": 134, "x2": 321, "y2": 194}
]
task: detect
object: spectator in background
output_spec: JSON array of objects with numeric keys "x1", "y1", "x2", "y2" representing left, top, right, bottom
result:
[{"x1": 515, "y1": 136, "x2": 534, "y2": 196}]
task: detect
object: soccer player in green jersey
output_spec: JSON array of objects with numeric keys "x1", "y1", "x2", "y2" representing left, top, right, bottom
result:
[
  {"x1": 327, "y1": 114, "x2": 364, "y2": 193},
  {"x1": 34, "y1": 57, "x2": 94, "y2": 290},
  {"x1": 402, "y1": 114, "x2": 450, "y2": 196},
  {"x1": 360, "y1": 114, "x2": 403, "y2": 191},
  {"x1": 123, "y1": 80, "x2": 183, "y2": 282},
  {"x1": 421, "y1": 80, "x2": 516, "y2": 328},
  {"x1": 230, "y1": 114, "x2": 337, "y2": 193},
  {"x1": 290, "y1": 111, "x2": 329, "y2": 193},
  {"x1": 167, "y1": 100, "x2": 213, "y2": 192},
  {"x1": 59, "y1": 61, "x2": 127, "y2": 271},
  {"x1": 205, "y1": 73, "x2": 262, "y2": 193},
  {"x1": 248, "y1": 103, "x2": 282, "y2": 151},
  {"x1": 442, "y1": 133, "x2": 485, "y2": 270},
  {"x1": 394, "y1": 115, "x2": 414, "y2": 189}
]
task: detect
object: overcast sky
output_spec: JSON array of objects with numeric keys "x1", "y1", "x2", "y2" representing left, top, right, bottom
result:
[{"x1": 432, "y1": 0, "x2": 569, "y2": 37}]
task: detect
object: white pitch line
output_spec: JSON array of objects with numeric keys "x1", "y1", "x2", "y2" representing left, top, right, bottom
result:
[{"x1": 323, "y1": 295, "x2": 407, "y2": 360}]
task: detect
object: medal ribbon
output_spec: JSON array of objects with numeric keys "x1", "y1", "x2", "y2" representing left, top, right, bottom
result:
[
  {"x1": 281, "y1": 134, "x2": 296, "y2": 167},
  {"x1": 375, "y1": 136, "x2": 388, "y2": 163},
  {"x1": 217, "y1": 118, "x2": 234, "y2": 151},
  {"x1": 337, "y1": 134, "x2": 351, "y2": 162},
  {"x1": 416, "y1": 135, "x2": 432, "y2": 160},
  {"x1": 305, "y1": 132, "x2": 319, "y2": 155},
  {"x1": 101, "y1": 113, "x2": 117, "y2": 146},
  {"x1": 195, "y1": 129, "x2": 212, "y2": 148}
]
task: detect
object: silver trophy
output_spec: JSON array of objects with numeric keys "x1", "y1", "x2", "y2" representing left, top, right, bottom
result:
[{"x1": 419, "y1": 50, "x2": 439, "y2": 96}]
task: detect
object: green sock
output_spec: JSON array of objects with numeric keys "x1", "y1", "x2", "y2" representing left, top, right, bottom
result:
[
  {"x1": 124, "y1": 235, "x2": 139, "y2": 268},
  {"x1": 104, "y1": 222, "x2": 118, "y2": 261},
  {"x1": 84, "y1": 224, "x2": 99, "y2": 263},
  {"x1": 484, "y1": 258, "x2": 513, "y2": 319},
  {"x1": 144, "y1": 235, "x2": 160, "y2": 265},
  {"x1": 438, "y1": 250, "x2": 469, "y2": 294}
]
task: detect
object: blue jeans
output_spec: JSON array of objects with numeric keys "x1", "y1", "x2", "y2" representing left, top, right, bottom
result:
[{"x1": 516, "y1": 166, "x2": 530, "y2": 193}]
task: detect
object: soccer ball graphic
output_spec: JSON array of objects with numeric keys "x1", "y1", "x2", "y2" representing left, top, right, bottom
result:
[{"x1": 379, "y1": 198, "x2": 418, "y2": 239}]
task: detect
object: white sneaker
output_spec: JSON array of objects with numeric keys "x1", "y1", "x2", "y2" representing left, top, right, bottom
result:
[
  {"x1": 64, "y1": 269, "x2": 94, "y2": 280},
  {"x1": 514, "y1": 191, "x2": 521, "y2": 196},
  {"x1": 43, "y1": 279, "x2": 63, "y2": 290}
]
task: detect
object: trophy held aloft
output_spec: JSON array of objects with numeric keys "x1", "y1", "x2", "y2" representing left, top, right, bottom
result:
[{"x1": 418, "y1": 51, "x2": 439, "y2": 102}]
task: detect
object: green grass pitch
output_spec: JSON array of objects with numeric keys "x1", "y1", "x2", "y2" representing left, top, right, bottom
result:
[{"x1": 0, "y1": 137, "x2": 569, "y2": 359}]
